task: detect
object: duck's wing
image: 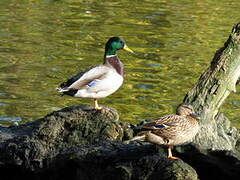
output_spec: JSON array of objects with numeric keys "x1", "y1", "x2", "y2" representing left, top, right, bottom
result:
[
  {"x1": 59, "y1": 65, "x2": 110, "y2": 90},
  {"x1": 142, "y1": 115, "x2": 186, "y2": 141},
  {"x1": 141, "y1": 115, "x2": 181, "y2": 130}
]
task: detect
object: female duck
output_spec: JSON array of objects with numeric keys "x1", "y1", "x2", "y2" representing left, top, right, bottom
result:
[
  {"x1": 131, "y1": 104, "x2": 200, "y2": 159},
  {"x1": 57, "y1": 37, "x2": 133, "y2": 110}
]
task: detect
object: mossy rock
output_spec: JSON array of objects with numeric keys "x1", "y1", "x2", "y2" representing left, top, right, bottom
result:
[{"x1": 0, "y1": 106, "x2": 132, "y2": 170}]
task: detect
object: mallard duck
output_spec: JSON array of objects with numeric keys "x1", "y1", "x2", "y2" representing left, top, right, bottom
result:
[
  {"x1": 57, "y1": 37, "x2": 133, "y2": 110},
  {"x1": 131, "y1": 104, "x2": 200, "y2": 159}
]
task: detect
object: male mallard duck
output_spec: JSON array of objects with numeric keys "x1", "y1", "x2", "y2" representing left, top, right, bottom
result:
[
  {"x1": 131, "y1": 104, "x2": 200, "y2": 159},
  {"x1": 57, "y1": 37, "x2": 133, "y2": 110}
]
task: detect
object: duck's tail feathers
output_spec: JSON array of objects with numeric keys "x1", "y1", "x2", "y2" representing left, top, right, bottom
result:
[
  {"x1": 124, "y1": 134, "x2": 146, "y2": 144},
  {"x1": 131, "y1": 135, "x2": 146, "y2": 141},
  {"x1": 56, "y1": 87, "x2": 69, "y2": 93}
]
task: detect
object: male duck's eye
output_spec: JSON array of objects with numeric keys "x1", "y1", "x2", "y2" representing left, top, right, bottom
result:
[{"x1": 120, "y1": 41, "x2": 124, "y2": 46}]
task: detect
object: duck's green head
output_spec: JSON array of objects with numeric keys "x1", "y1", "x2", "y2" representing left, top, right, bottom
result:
[{"x1": 104, "y1": 37, "x2": 133, "y2": 56}]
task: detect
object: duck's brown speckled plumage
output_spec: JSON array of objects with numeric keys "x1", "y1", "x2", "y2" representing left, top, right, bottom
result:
[{"x1": 132, "y1": 104, "x2": 200, "y2": 159}]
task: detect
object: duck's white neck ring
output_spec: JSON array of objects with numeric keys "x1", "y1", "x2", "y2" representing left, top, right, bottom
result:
[{"x1": 106, "y1": 55, "x2": 117, "y2": 58}]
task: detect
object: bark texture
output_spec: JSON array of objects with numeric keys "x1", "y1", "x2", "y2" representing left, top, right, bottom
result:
[{"x1": 184, "y1": 23, "x2": 240, "y2": 153}]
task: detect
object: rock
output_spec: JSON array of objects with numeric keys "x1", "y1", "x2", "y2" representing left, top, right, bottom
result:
[
  {"x1": 0, "y1": 106, "x2": 198, "y2": 180},
  {"x1": 1, "y1": 105, "x2": 240, "y2": 180},
  {"x1": 0, "y1": 106, "x2": 131, "y2": 170},
  {"x1": 175, "y1": 144, "x2": 240, "y2": 180},
  {"x1": 35, "y1": 142, "x2": 198, "y2": 180}
]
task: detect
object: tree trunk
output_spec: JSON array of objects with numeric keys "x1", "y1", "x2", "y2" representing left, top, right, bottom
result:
[{"x1": 183, "y1": 23, "x2": 240, "y2": 152}]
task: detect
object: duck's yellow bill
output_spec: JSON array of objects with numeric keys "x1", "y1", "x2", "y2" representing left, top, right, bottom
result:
[{"x1": 123, "y1": 44, "x2": 134, "y2": 53}]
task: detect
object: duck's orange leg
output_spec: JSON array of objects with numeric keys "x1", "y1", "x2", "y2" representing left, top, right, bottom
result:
[
  {"x1": 94, "y1": 99, "x2": 102, "y2": 110},
  {"x1": 167, "y1": 145, "x2": 179, "y2": 159}
]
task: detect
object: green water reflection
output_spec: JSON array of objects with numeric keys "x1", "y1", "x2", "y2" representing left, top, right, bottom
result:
[{"x1": 0, "y1": 0, "x2": 240, "y2": 128}]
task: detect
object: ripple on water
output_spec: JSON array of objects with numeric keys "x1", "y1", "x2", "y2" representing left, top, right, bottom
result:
[
  {"x1": 135, "y1": 84, "x2": 154, "y2": 90},
  {"x1": 0, "y1": 103, "x2": 8, "y2": 107},
  {"x1": 0, "y1": 116, "x2": 22, "y2": 122}
]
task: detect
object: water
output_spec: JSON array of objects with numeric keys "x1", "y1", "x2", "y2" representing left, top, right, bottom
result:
[{"x1": 0, "y1": 0, "x2": 240, "y2": 128}]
